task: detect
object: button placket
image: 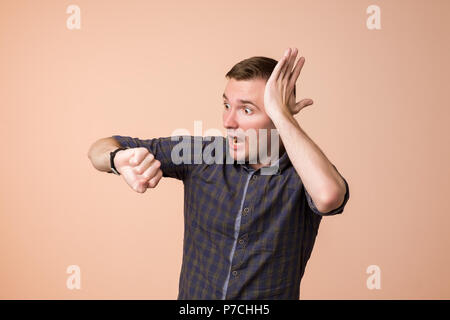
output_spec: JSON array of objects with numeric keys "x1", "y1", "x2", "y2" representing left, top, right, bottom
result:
[
  {"x1": 222, "y1": 171, "x2": 254, "y2": 299},
  {"x1": 238, "y1": 233, "x2": 248, "y2": 247},
  {"x1": 241, "y1": 201, "x2": 252, "y2": 227}
]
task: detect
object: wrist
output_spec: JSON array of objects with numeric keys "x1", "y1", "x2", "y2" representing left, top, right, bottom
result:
[
  {"x1": 109, "y1": 147, "x2": 128, "y2": 175},
  {"x1": 267, "y1": 105, "x2": 294, "y2": 123}
]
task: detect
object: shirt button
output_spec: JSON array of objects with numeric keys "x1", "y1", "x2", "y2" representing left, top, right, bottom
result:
[
  {"x1": 239, "y1": 239, "x2": 244, "y2": 245},
  {"x1": 232, "y1": 271, "x2": 238, "y2": 276},
  {"x1": 243, "y1": 207, "x2": 249, "y2": 214},
  {"x1": 252, "y1": 175, "x2": 257, "y2": 181}
]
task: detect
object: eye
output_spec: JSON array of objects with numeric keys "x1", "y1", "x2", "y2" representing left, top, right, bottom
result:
[
  {"x1": 223, "y1": 103, "x2": 230, "y2": 110},
  {"x1": 243, "y1": 107, "x2": 253, "y2": 115}
]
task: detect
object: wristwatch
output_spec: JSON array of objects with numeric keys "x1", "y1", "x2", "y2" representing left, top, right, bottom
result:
[{"x1": 110, "y1": 147, "x2": 128, "y2": 175}]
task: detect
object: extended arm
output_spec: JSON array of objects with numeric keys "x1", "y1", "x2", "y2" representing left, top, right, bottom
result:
[{"x1": 87, "y1": 136, "x2": 163, "y2": 193}]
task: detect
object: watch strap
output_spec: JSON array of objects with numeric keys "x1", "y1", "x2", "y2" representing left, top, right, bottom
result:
[{"x1": 110, "y1": 147, "x2": 128, "y2": 175}]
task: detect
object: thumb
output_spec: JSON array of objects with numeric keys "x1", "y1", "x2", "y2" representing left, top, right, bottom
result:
[{"x1": 293, "y1": 98, "x2": 314, "y2": 114}]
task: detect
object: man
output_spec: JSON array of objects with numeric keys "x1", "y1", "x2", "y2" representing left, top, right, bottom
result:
[{"x1": 87, "y1": 47, "x2": 350, "y2": 299}]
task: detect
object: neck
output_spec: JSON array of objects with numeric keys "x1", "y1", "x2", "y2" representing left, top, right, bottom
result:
[{"x1": 248, "y1": 142, "x2": 286, "y2": 170}]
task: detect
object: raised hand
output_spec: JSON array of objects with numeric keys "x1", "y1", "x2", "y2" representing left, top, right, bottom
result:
[
  {"x1": 114, "y1": 147, "x2": 163, "y2": 193},
  {"x1": 264, "y1": 47, "x2": 314, "y2": 119}
]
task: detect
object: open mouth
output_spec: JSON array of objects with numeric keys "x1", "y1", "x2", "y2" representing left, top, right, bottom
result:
[
  {"x1": 229, "y1": 136, "x2": 244, "y2": 144},
  {"x1": 228, "y1": 135, "x2": 244, "y2": 146}
]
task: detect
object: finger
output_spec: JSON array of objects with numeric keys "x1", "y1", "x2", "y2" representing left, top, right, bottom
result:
[
  {"x1": 272, "y1": 48, "x2": 290, "y2": 82},
  {"x1": 287, "y1": 56, "x2": 305, "y2": 95},
  {"x1": 138, "y1": 178, "x2": 150, "y2": 191},
  {"x1": 129, "y1": 147, "x2": 150, "y2": 166},
  {"x1": 285, "y1": 48, "x2": 298, "y2": 82},
  {"x1": 141, "y1": 159, "x2": 161, "y2": 180},
  {"x1": 135, "y1": 174, "x2": 155, "y2": 192},
  {"x1": 147, "y1": 169, "x2": 163, "y2": 188},
  {"x1": 138, "y1": 181, "x2": 148, "y2": 193},
  {"x1": 278, "y1": 48, "x2": 292, "y2": 81},
  {"x1": 134, "y1": 153, "x2": 155, "y2": 174},
  {"x1": 132, "y1": 178, "x2": 147, "y2": 193}
]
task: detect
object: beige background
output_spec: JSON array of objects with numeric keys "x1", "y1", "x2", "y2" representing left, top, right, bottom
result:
[{"x1": 0, "y1": 0, "x2": 449, "y2": 299}]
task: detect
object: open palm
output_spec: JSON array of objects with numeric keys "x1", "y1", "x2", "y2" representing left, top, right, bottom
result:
[{"x1": 264, "y1": 47, "x2": 314, "y2": 118}]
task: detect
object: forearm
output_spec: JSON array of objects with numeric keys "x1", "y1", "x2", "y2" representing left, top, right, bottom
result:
[
  {"x1": 270, "y1": 109, "x2": 346, "y2": 212},
  {"x1": 87, "y1": 137, "x2": 121, "y2": 172}
]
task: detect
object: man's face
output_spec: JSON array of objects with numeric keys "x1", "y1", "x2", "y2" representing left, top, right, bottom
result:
[{"x1": 222, "y1": 78, "x2": 277, "y2": 165}]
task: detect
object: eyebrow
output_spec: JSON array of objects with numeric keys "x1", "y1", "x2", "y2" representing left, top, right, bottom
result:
[{"x1": 222, "y1": 93, "x2": 260, "y2": 110}]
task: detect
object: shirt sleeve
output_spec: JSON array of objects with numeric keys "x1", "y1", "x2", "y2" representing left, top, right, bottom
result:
[
  {"x1": 304, "y1": 165, "x2": 350, "y2": 216},
  {"x1": 112, "y1": 135, "x2": 193, "y2": 180},
  {"x1": 112, "y1": 135, "x2": 215, "y2": 181}
]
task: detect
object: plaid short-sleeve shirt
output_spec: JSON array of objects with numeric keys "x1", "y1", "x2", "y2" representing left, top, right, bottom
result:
[{"x1": 112, "y1": 134, "x2": 350, "y2": 300}]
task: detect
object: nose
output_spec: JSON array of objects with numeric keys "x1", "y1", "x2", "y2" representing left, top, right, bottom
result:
[{"x1": 223, "y1": 107, "x2": 239, "y2": 129}]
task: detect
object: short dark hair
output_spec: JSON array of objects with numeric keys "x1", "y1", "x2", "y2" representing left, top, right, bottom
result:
[{"x1": 225, "y1": 56, "x2": 296, "y2": 95}]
